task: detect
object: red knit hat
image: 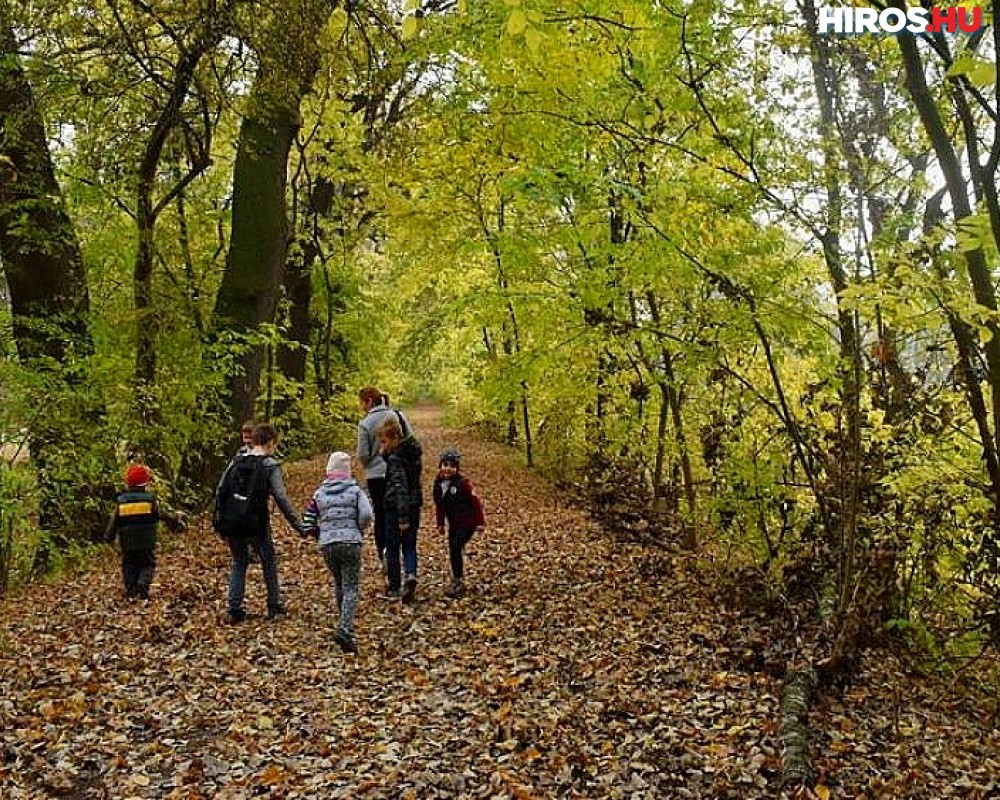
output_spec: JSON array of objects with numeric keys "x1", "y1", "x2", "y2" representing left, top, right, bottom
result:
[{"x1": 125, "y1": 464, "x2": 152, "y2": 488}]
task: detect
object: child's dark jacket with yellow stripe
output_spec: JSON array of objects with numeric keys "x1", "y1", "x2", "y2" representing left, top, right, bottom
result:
[{"x1": 106, "y1": 490, "x2": 173, "y2": 552}]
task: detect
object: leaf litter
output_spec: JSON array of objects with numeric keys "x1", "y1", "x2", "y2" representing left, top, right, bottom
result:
[{"x1": 1, "y1": 406, "x2": 999, "y2": 798}]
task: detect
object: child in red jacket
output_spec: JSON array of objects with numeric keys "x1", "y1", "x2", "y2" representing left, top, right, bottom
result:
[{"x1": 432, "y1": 448, "x2": 485, "y2": 598}]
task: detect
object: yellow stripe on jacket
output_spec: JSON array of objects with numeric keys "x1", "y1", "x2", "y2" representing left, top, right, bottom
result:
[{"x1": 118, "y1": 501, "x2": 154, "y2": 517}]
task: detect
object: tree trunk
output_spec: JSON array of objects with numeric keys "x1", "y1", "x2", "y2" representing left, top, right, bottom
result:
[
  {"x1": 273, "y1": 254, "x2": 310, "y2": 420},
  {"x1": 0, "y1": 16, "x2": 107, "y2": 542},
  {"x1": 779, "y1": 668, "x2": 816, "y2": 788},
  {"x1": 214, "y1": 105, "x2": 299, "y2": 426},
  {"x1": 896, "y1": 28, "x2": 1000, "y2": 517},
  {"x1": 212, "y1": 0, "x2": 334, "y2": 428},
  {"x1": 645, "y1": 290, "x2": 697, "y2": 545},
  {"x1": 274, "y1": 177, "x2": 337, "y2": 419},
  {"x1": 0, "y1": 19, "x2": 90, "y2": 364},
  {"x1": 131, "y1": 22, "x2": 219, "y2": 431}
]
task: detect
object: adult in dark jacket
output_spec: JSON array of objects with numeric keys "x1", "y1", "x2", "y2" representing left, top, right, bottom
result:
[{"x1": 216, "y1": 423, "x2": 305, "y2": 623}]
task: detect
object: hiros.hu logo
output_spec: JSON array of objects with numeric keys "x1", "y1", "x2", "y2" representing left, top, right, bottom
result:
[{"x1": 817, "y1": 6, "x2": 984, "y2": 34}]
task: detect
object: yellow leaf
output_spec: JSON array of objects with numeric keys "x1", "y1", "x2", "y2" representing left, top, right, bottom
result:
[
  {"x1": 260, "y1": 765, "x2": 284, "y2": 785},
  {"x1": 815, "y1": 785, "x2": 831, "y2": 800},
  {"x1": 402, "y1": 15, "x2": 419, "y2": 40},
  {"x1": 507, "y1": 9, "x2": 528, "y2": 35},
  {"x1": 328, "y1": 6, "x2": 348, "y2": 36},
  {"x1": 525, "y1": 28, "x2": 542, "y2": 52},
  {"x1": 969, "y1": 62, "x2": 997, "y2": 88}
]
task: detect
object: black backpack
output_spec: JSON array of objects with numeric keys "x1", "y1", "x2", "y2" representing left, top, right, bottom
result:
[{"x1": 213, "y1": 455, "x2": 269, "y2": 538}]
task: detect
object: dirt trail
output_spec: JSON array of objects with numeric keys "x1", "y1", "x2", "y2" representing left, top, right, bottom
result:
[{"x1": 1, "y1": 406, "x2": 998, "y2": 798}]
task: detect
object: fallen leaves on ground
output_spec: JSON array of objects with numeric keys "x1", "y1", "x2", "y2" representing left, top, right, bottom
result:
[{"x1": 1, "y1": 406, "x2": 999, "y2": 798}]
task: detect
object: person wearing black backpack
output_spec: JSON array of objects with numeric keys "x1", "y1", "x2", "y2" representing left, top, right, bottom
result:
[
  {"x1": 377, "y1": 416, "x2": 423, "y2": 603},
  {"x1": 214, "y1": 423, "x2": 306, "y2": 624}
]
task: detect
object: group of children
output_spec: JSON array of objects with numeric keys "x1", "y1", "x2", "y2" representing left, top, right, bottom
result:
[{"x1": 106, "y1": 417, "x2": 486, "y2": 655}]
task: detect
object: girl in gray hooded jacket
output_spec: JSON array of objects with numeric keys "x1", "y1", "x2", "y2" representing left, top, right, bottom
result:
[{"x1": 302, "y1": 451, "x2": 374, "y2": 653}]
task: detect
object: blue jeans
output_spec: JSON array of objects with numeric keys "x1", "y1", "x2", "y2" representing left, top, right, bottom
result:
[
  {"x1": 384, "y1": 507, "x2": 420, "y2": 592},
  {"x1": 227, "y1": 532, "x2": 281, "y2": 613}
]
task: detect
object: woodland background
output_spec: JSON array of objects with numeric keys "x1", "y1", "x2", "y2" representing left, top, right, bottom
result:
[{"x1": 4, "y1": 0, "x2": 1000, "y2": 790}]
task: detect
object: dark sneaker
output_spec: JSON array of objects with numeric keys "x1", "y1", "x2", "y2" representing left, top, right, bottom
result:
[
  {"x1": 333, "y1": 630, "x2": 358, "y2": 654},
  {"x1": 445, "y1": 580, "x2": 465, "y2": 598},
  {"x1": 267, "y1": 605, "x2": 287, "y2": 619},
  {"x1": 227, "y1": 608, "x2": 247, "y2": 625},
  {"x1": 402, "y1": 575, "x2": 417, "y2": 605}
]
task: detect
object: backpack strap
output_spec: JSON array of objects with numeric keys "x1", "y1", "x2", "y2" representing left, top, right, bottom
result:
[{"x1": 393, "y1": 408, "x2": 413, "y2": 438}]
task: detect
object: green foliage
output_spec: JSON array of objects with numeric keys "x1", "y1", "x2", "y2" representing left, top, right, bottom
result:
[{"x1": 0, "y1": 460, "x2": 35, "y2": 596}]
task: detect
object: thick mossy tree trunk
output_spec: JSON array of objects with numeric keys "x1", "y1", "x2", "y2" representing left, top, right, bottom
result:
[
  {"x1": 0, "y1": 15, "x2": 109, "y2": 545},
  {"x1": 214, "y1": 102, "x2": 300, "y2": 427},
  {"x1": 0, "y1": 18, "x2": 90, "y2": 364},
  {"x1": 212, "y1": 0, "x2": 333, "y2": 430}
]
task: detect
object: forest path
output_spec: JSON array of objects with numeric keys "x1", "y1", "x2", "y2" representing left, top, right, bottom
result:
[{"x1": 1, "y1": 405, "x2": 998, "y2": 798}]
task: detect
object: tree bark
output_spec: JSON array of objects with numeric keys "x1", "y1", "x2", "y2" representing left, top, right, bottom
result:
[
  {"x1": 214, "y1": 102, "x2": 300, "y2": 425},
  {"x1": 0, "y1": 18, "x2": 90, "y2": 364},
  {"x1": 274, "y1": 177, "x2": 337, "y2": 419},
  {"x1": 896, "y1": 27, "x2": 1000, "y2": 526},
  {"x1": 779, "y1": 668, "x2": 816, "y2": 788},
  {"x1": 213, "y1": 0, "x2": 334, "y2": 428},
  {"x1": 0, "y1": 15, "x2": 107, "y2": 543}
]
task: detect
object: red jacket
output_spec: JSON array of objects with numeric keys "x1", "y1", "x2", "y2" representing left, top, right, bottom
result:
[{"x1": 433, "y1": 472, "x2": 485, "y2": 530}]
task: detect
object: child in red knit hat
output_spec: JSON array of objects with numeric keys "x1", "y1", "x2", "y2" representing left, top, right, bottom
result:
[{"x1": 106, "y1": 464, "x2": 184, "y2": 600}]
